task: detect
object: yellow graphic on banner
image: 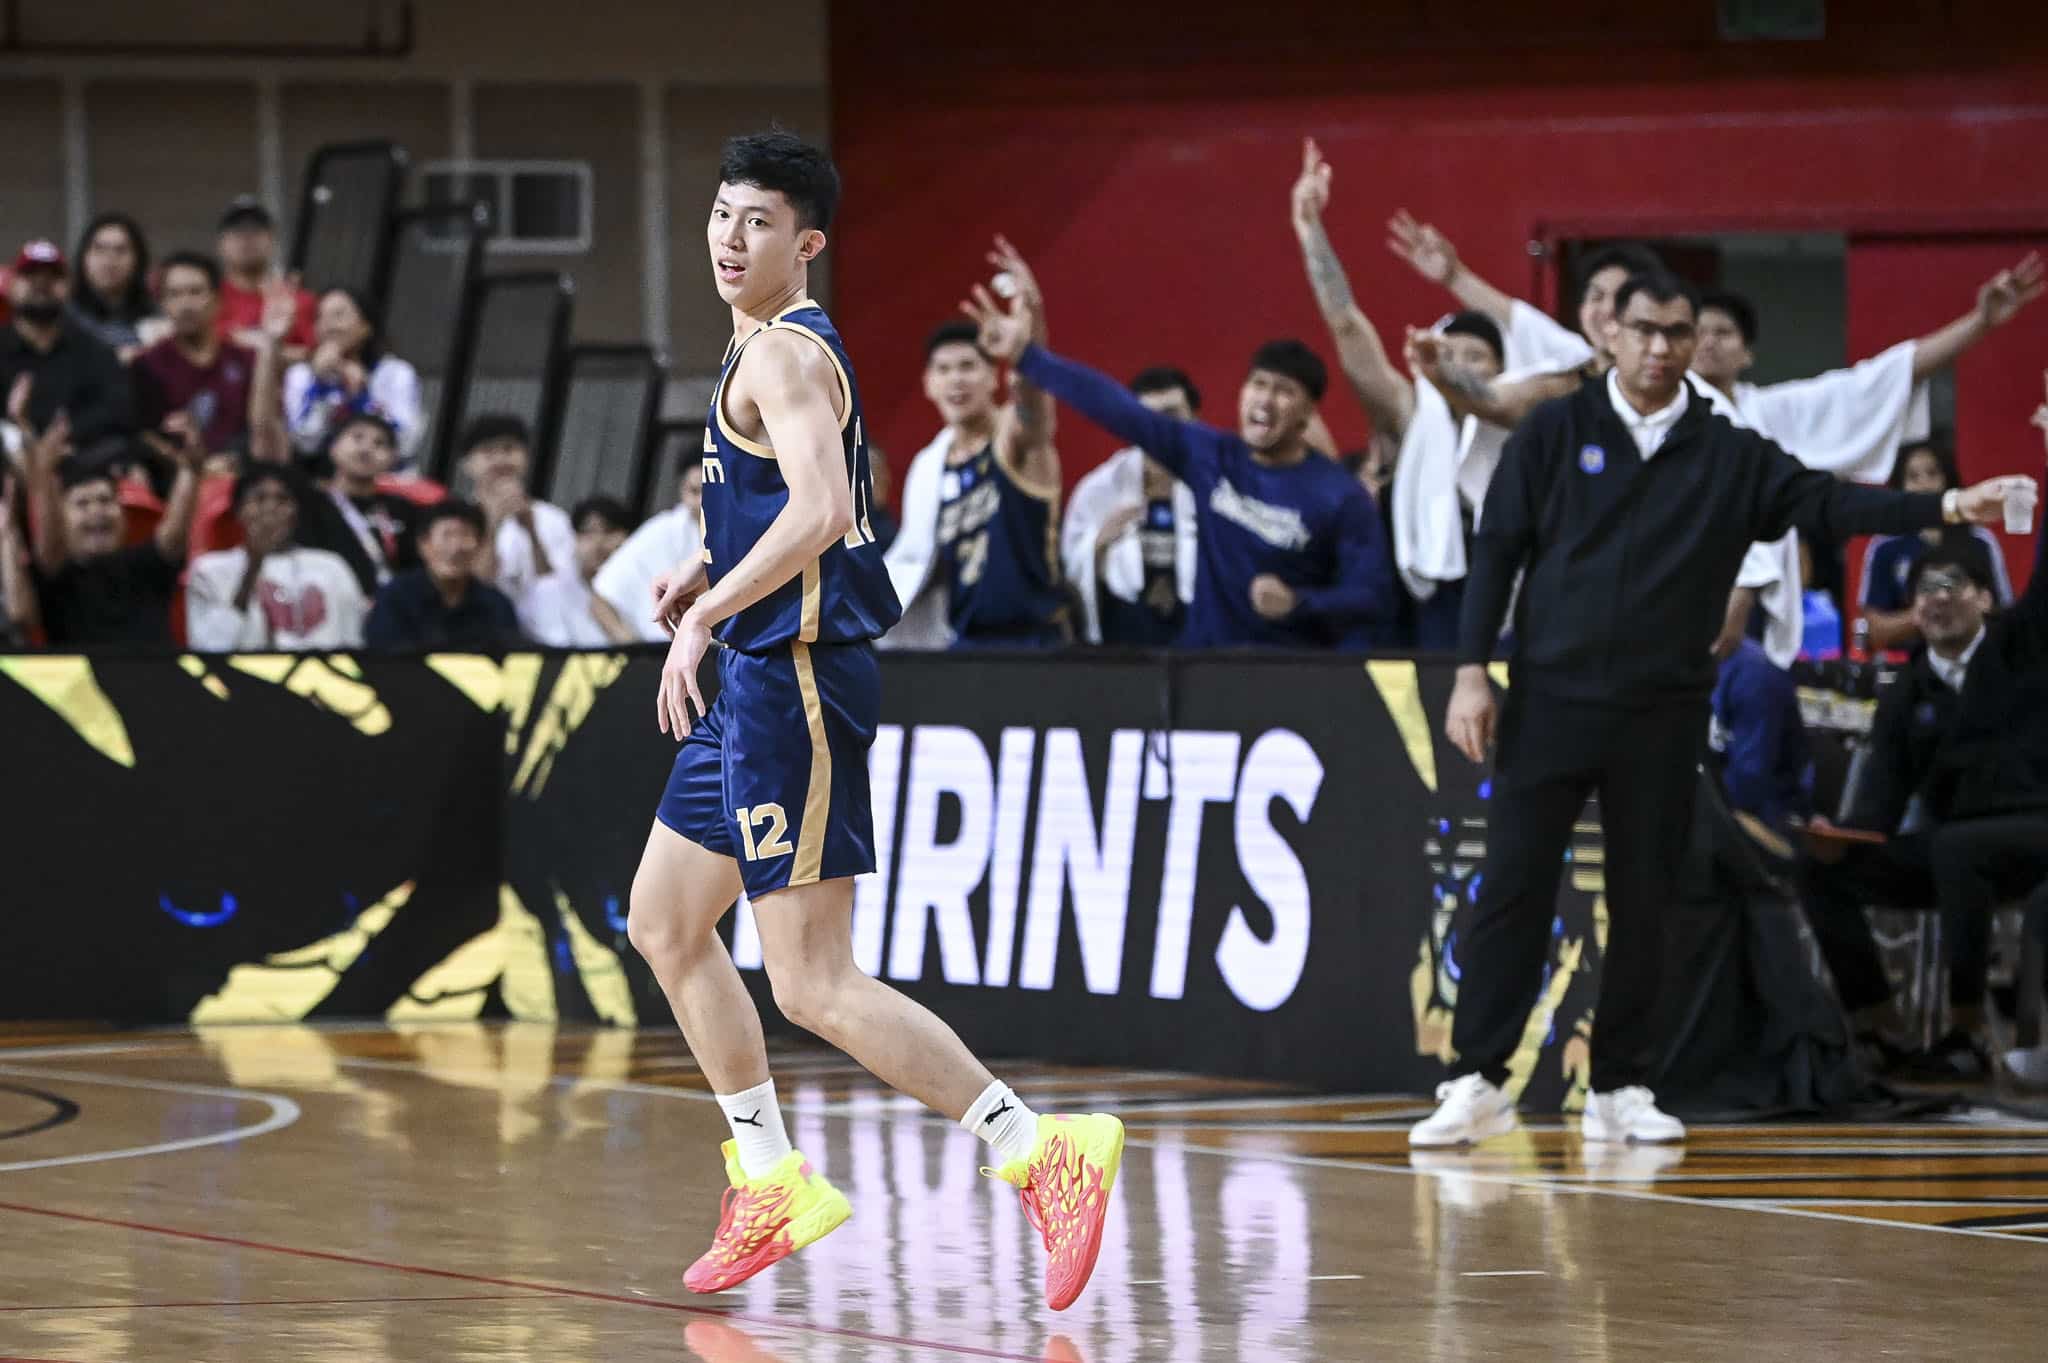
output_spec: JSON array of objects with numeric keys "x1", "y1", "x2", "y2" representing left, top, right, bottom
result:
[
  {"x1": 389, "y1": 885, "x2": 556, "y2": 1022},
  {"x1": 1365, "y1": 659, "x2": 1437, "y2": 793},
  {"x1": 555, "y1": 888, "x2": 637, "y2": 1027},
  {"x1": 513, "y1": 654, "x2": 629, "y2": 796},
  {"x1": 225, "y1": 655, "x2": 392, "y2": 734},
  {"x1": 179, "y1": 655, "x2": 232, "y2": 700},
  {"x1": 425, "y1": 654, "x2": 512, "y2": 711},
  {"x1": 189, "y1": 882, "x2": 415, "y2": 1022},
  {"x1": 0, "y1": 656, "x2": 135, "y2": 766}
]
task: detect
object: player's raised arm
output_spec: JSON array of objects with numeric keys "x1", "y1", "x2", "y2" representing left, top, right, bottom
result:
[
  {"x1": 659, "y1": 330, "x2": 852, "y2": 734},
  {"x1": 986, "y1": 235, "x2": 1059, "y2": 494},
  {"x1": 1386, "y1": 209, "x2": 1516, "y2": 327},
  {"x1": 1292, "y1": 139, "x2": 1415, "y2": 442}
]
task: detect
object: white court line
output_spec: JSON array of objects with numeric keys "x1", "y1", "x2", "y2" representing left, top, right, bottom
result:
[
  {"x1": 0, "y1": 1065, "x2": 300, "y2": 1173},
  {"x1": 0, "y1": 1040, "x2": 198, "y2": 1063},
  {"x1": 1462, "y1": 1270, "x2": 1546, "y2": 1277},
  {"x1": 315, "y1": 1053, "x2": 2048, "y2": 1246}
]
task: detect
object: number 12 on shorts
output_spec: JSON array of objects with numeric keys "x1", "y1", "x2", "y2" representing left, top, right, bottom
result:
[{"x1": 734, "y1": 803, "x2": 794, "y2": 861}]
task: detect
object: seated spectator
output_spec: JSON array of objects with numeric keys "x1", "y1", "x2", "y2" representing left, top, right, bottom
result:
[
  {"x1": 67, "y1": 212, "x2": 166, "y2": 361},
  {"x1": 1710, "y1": 637, "x2": 1813, "y2": 842},
  {"x1": 365, "y1": 500, "x2": 523, "y2": 651},
  {"x1": 964, "y1": 285, "x2": 1397, "y2": 649},
  {"x1": 131, "y1": 252, "x2": 262, "y2": 461},
  {"x1": 284, "y1": 288, "x2": 423, "y2": 468},
  {"x1": 1796, "y1": 538, "x2": 1845, "y2": 662},
  {"x1": 185, "y1": 465, "x2": 366, "y2": 652},
  {"x1": 1060, "y1": 366, "x2": 1201, "y2": 646},
  {"x1": 1924, "y1": 425, "x2": 2048, "y2": 1059},
  {"x1": 1800, "y1": 542, "x2": 1998, "y2": 1074},
  {"x1": 295, "y1": 412, "x2": 425, "y2": 596},
  {"x1": 0, "y1": 240, "x2": 135, "y2": 447},
  {"x1": 592, "y1": 445, "x2": 705, "y2": 643},
  {"x1": 523, "y1": 496, "x2": 638, "y2": 646},
  {"x1": 1859, "y1": 441, "x2": 2012, "y2": 652},
  {"x1": 20, "y1": 405, "x2": 202, "y2": 647},
  {"x1": 1, "y1": 471, "x2": 31, "y2": 645},
  {"x1": 459, "y1": 414, "x2": 576, "y2": 626},
  {"x1": 215, "y1": 196, "x2": 315, "y2": 361}
]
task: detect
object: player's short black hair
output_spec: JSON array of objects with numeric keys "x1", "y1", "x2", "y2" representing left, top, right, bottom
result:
[
  {"x1": 1248, "y1": 339, "x2": 1328, "y2": 402},
  {"x1": 232, "y1": 463, "x2": 294, "y2": 508},
  {"x1": 1612, "y1": 269, "x2": 1701, "y2": 321},
  {"x1": 718, "y1": 129, "x2": 841, "y2": 233},
  {"x1": 571, "y1": 495, "x2": 636, "y2": 536},
  {"x1": 422, "y1": 499, "x2": 486, "y2": 538},
  {"x1": 459, "y1": 413, "x2": 530, "y2": 456},
  {"x1": 1439, "y1": 310, "x2": 1505, "y2": 368},
  {"x1": 1890, "y1": 438, "x2": 1960, "y2": 492},
  {"x1": 158, "y1": 249, "x2": 221, "y2": 293},
  {"x1": 321, "y1": 410, "x2": 398, "y2": 467},
  {"x1": 1701, "y1": 290, "x2": 1759, "y2": 346},
  {"x1": 1576, "y1": 243, "x2": 1664, "y2": 299},
  {"x1": 1131, "y1": 365, "x2": 1201, "y2": 411},
  {"x1": 1907, "y1": 539, "x2": 1996, "y2": 597},
  {"x1": 924, "y1": 319, "x2": 991, "y2": 364}
]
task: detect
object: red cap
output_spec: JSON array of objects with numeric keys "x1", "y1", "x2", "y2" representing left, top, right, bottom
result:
[{"x1": 12, "y1": 239, "x2": 65, "y2": 274}]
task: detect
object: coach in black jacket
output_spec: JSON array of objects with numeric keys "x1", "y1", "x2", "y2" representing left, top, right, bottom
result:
[{"x1": 1408, "y1": 269, "x2": 2022, "y2": 1149}]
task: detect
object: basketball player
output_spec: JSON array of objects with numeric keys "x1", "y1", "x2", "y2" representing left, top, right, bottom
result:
[
  {"x1": 626, "y1": 131, "x2": 1123, "y2": 1310},
  {"x1": 885, "y1": 240, "x2": 1069, "y2": 648}
]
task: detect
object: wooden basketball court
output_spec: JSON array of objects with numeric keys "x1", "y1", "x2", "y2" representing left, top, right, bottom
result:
[{"x1": 4, "y1": 1023, "x2": 2046, "y2": 1360}]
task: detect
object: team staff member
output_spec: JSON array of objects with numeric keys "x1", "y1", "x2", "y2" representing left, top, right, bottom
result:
[{"x1": 1410, "y1": 269, "x2": 2024, "y2": 1150}]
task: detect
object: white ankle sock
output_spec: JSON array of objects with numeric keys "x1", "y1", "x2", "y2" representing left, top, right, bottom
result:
[
  {"x1": 962, "y1": 1080, "x2": 1040, "y2": 1167},
  {"x1": 717, "y1": 1079, "x2": 793, "y2": 1178}
]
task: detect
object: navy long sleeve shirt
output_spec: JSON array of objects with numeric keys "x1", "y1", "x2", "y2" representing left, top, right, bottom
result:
[
  {"x1": 1016, "y1": 343, "x2": 1396, "y2": 649},
  {"x1": 1710, "y1": 639, "x2": 1813, "y2": 830}
]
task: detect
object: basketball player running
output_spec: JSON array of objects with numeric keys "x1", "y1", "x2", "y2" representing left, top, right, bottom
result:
[{"x1": 628, "y1": 130, "x2": 1124, "y2": 1310}]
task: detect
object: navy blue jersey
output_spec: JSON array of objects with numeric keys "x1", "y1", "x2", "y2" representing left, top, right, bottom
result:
[
  {"x1": 701, "y1": 300, "x2": 902, "y2": 651},
  {"x1": 935, "y1": 441, "x2": 1067, "y2": 642}
]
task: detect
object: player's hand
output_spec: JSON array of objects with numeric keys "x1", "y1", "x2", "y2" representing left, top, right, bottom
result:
[
  {"x1": 658, "y1": 603, "x2": 712, "y2": 739},
  {"x1": 1387, "y1": 210, "x2": 1460, "y2": 287},
  {"x1": 1249, "y1": 573, "x2": 1298, "y2": 620},
  {"x1": 651, "y1": 559, "x2": 706, "y2": 633},
  {"x1": 1977, "y1": 251, "x2": 2044, "y2": 328},
  {"x1": 1954, "y1": 476, "x2": 2031, "y2": 525},
  {"x1": 959, "y1": 278, "x2": 1034, "y2": 364},
  {"x1": 1095, "y1": 502, "x2": 1144, "y2": 552},
  {"x1": 1403, "y1": 326, "x2": 1447, "y2": 384},
  {"x1": 1290, "y1": 137, "x2": 1332, "y2": 232},
  {"x1": 1445, "y1": 664, "x2": 1498, "y2": 765}
]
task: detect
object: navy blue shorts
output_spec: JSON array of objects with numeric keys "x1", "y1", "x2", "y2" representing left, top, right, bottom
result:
[{"x1": 656, "y1": 640, "x2": 880, "y2": 899}]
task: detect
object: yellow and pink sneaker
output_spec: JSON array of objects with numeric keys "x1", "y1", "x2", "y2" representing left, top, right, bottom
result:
[
  {"x1": 986, "y1": 1112, "x2": 1126, "y2": 1311},
  {"x1": 682, "y1": 1141, "x2": 851, "y2": 1294}
]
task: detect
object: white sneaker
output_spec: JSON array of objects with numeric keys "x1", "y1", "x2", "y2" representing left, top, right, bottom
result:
[
  {"x1": 1409, "y1": 1074, "x2": 1518, "y2": 1148},
  {"x1": 1580, "y1": 1086, "x2": 1685, "y2": 1144}
]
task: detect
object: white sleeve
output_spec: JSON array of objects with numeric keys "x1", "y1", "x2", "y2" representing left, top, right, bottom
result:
[
  {"x1": 1061, "y1": 451, "x2": 1136, "y2": 644},
  {"x1": 1741, "y1": 339, "x2": 1924, "y2": 482},
  {"x1": 282, "y1": 364, "x2": 324, "y2": 452},
  {"x1": 373, "y1": 357, "x2": 425, "y2": 464},
  {"x1": 184, "y1": 553, "x2": 251, "y2": 651},
  {"x1": 593, "y1": 508, "x2": 699, "y2": 642},
  {"x1": 324, "y1": 555, "x2": 369, "y2": 648},
  {"x1": 1504, "y1": 299, "x2": 1596, "y2": 374}
]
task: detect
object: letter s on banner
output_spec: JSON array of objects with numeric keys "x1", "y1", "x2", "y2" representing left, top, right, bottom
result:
[{"x1": 1217, "y1": 729, "x2": 1322, "y2": 1012}]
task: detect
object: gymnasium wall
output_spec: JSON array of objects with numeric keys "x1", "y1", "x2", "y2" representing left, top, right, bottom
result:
[
  {"x1": 1, "y1": 649, "x2": 1601, "y2": 1107},
  {"x1": 829, "y1": 5, "x2": 2048, "y2": 593}
]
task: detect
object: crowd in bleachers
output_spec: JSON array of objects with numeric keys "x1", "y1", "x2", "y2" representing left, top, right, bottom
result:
[{"x1": 0, "y1": 190, "x2": 717, "y2": 653}]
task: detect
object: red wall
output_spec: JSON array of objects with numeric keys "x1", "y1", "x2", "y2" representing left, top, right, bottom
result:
[{"x1": 830, "y1": 5, "x2": 2048, "y2": 593}]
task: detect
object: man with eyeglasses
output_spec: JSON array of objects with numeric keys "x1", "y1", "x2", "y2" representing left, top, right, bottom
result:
[
  {"x1": 1409, "y1": 268, "x2": 2026, "y2": 1149},
  {"x1": 1799, "y1": 544, "x2": 1999, "y2": 1077}
]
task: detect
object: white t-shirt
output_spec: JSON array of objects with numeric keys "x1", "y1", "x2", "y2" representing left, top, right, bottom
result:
[
  {"x1": 522, "y1": 572, "x2": 614, "y2": 647},
  {"x1": 592, "y1": 504, "x2": 703, "y2": 643},
  {"x1": 491, "y1": 500, "x2": 578, "y2": 631},
  {"x1": 185, "y1": 546, "x2": 368, "y2": 651}
]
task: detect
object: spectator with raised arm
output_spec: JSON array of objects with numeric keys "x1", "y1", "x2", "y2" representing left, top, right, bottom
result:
[
  {"x1": 365, "y1": 500, "x2": 524, "y2": 651},
  {"x1": 284, "y1": 288, "x2": 424, "y2": 468},
  {"x1": 964, "y1": 258, "x2": 1396, "y2": 650},
  {"x1": 215, "y1": 197, "x2": 315, "y2": 361},
  {"x1": 21, "y1": 399, "x2": 204, "y2": 647},
  {"x1": 185, "y1": 464, "x2": 366, "y2": 651},
  {"x1": 67, "y1": 212, "x2": 166, "y2": 361}
]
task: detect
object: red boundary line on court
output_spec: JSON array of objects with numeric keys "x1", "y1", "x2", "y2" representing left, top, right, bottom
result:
[
  {"x1": 0, "y1": 1293, "x2": 534, "y2": 1313},
  {"x1": 0, "y1": 1200, "x2": 1059, "y2": 1363}
]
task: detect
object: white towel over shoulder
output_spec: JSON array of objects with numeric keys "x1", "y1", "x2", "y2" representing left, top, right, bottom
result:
[{"x1": 1061, "y1": 445, "x2": 1197, "y2": 643}]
